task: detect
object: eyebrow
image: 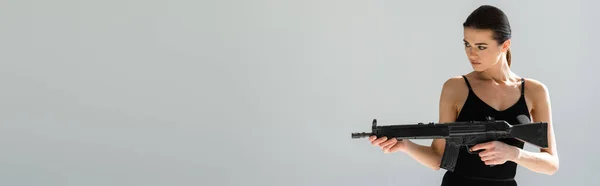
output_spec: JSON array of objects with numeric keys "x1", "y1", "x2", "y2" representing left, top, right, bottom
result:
[{"x1": 463, "y1": 39, "x2": 488, "y2": 45}]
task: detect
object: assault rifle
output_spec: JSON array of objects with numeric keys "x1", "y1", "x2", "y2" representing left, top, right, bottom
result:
[{"x1": 351, "y1": 115, "x2": 548, "y2": 172}]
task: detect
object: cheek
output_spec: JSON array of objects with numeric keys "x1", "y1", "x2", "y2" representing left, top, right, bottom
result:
[{"x1": 480, "y1": 50, "x2": 500, "y2": 63}]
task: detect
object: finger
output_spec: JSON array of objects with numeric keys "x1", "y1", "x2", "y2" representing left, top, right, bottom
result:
[
  {"x1": 368, "y1": 136, "x2": 376, "y2": 142},
  {"x1": 484, "y1": 158, "x2": 503, "y2": 165},
  {"x1": 470, "y1": 143, "x2": 488, "y2": 151},
  {"x1": 480, "y1": 154, "x2": 495, "y2": 161},
  {"x1": 483, "y1": 158, "x2": 495, "y2": 165},
  {"x1": 379, "y1": 138, "x2": 397, "y2": 147},
  {"x1": 478, "y1": 149, "x2": 495, "y2": 157},
  {"x1": 371, "y1": 136, "x2": 388, "y2": 146},
  {"x1": 483, "y1": 160, "x2": 493, "y2": 165},
  {"x1": 471, "y1": 142, "x2": 493, "y2": 151},
  {"x1": 388, "y1": 143, "x2": 404, "y2": 153},
  {"x1": 382, "y1": 140, "x2": 397, "y2": 153}
]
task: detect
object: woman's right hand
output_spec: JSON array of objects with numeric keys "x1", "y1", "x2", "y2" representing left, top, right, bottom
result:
[{"x1": 369, "y1": 136, "x2": 409, "y2": 153}]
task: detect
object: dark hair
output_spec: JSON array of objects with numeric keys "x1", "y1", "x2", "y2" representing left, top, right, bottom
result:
[{"x1": 463, "y1": 5, "x2": 512, "y2": 66}]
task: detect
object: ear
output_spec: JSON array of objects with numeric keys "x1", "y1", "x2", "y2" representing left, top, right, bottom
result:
[{"x1": 501, "y1": 39, "x2": 511, "y2": 52}]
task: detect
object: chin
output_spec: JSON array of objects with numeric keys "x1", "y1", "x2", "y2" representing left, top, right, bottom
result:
[{"x1": 471, "y1": 66, "x2": 486, "y2": 72}]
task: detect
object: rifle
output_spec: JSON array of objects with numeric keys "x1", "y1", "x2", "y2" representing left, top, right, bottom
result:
[{"x1": 351, "y1": 115, "x2": 548, "y2": 172}]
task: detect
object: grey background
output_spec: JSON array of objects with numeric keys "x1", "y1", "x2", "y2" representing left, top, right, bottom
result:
[{"x1": 1, "y1": 0, "x2": 597, "y2": 185}]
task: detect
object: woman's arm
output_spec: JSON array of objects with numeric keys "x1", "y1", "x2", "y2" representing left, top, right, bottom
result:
[
  {"x1": 512, "y1": 80, "x2": 559, "y2": 175},
  {"x1": 403, "y1": 77, "x2": 462, "y2": 170},
  {"x1": 470, "y1": 80, "x2": 559, "y2": 175}
]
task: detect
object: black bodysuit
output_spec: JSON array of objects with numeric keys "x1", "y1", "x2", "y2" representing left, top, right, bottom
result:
[{"x1": 440, "y1": 75, "x2": 530, "y2": 186}]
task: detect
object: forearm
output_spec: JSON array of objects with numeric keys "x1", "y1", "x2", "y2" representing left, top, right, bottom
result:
[
  {"x1": 403, "y1": 140, "x2": 442, "y2": 170},
  {"x1": 512, "y1": 148, "x2": 559, "y2": 175}
]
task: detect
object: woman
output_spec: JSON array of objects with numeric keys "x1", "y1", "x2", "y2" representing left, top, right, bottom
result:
[{"x1": 368, "y1": 5, "x2": 559, "y2": 186}]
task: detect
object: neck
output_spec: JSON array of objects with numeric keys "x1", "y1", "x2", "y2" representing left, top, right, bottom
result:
[{"x1": 476, "y1": 56, "x2": 516, "y2": 84}]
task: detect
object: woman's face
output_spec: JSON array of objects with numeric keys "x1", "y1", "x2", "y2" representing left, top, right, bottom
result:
[{"x1": 463, "y1": 27, "x2": 510, "y2": 71}]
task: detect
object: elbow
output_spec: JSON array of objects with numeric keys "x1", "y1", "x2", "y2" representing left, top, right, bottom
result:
[
  {"x1": 430, "y1": 158, "x2": 442, "y2": 171},
  {"x1": 547, "y1": 162, "x2": 559, "y2": 175},
  {"x1": 429, "y1": 151, "x2": 442, "y2": 171},
  {"x1": 544, "y1": 158, "x2": 560, "y2": 175},
  {"x1": 544, "y1": 165, "x2": 558, "y2": 175}
]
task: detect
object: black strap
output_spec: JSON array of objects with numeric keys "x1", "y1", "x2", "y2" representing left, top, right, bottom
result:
[
  {"x1": 521, "y1": 78, "x2": 525, "y2": 95},
  {"x1": 461, "y1": 75, "x2": 472, "y2": 90}
]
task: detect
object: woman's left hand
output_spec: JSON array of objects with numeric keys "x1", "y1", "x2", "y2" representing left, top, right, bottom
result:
[{"x1": 470, "y1": 141, "x2": 521, "y2": 165}]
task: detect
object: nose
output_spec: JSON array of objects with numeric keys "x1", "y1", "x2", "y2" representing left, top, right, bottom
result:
[{"x1": 467, "y1": 47, "x2": 478, "y2": 60}]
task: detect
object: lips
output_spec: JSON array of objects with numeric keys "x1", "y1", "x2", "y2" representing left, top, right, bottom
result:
[{"x1": 470, "y1": 61, "x2": 481, "y2": 64}]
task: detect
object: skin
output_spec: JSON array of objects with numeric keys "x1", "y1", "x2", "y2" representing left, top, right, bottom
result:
[{"x1": 368, "y1": 27, "x2": 559, "y2": 175}]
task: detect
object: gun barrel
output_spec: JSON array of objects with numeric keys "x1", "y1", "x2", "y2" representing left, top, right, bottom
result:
[{"x1": 351, "y1": 132, "x2": 373, "y2": 139}]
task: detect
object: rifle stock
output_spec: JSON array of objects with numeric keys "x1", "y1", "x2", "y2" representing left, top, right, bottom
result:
[{"x1": 352, "y1": 115, "x2": 548, "y2": 172}]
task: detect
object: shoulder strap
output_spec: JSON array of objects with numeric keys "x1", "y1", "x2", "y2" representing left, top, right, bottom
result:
[
  {"x1": 461, "y1": 75, "x2": 472, "y2": 90},
  {"x1": 521, "y1": 77, "x2": 525, "y2": 95}
]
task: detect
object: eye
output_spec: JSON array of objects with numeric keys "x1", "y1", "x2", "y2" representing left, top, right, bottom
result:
[
  {"x1": 478, "y1": 46, "x2": 487, "y2": 50},
  {"x1": 464, "y1": 43, "x2": 470, "y2": 47}
]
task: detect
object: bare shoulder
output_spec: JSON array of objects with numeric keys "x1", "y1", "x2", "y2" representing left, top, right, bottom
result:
[
  {"x1": 523, "y1": 77, "x2": 551, "y2": 111},
  {"x1": 440, "y1": 75, "x2": 469, "y2": 101},
  {"x1": 439, "y1": 75, "x2": 470, "y2": 118},
  {"x1": 524, "y1": 77, "x2": 549, "y2": 90},
  {"x1": 524, "y1": 78, "x2": 550, "y2": 99}
]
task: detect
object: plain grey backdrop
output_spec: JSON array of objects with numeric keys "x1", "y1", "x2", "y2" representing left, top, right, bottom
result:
[{"x1": 1, "y1": 0, "x2": 598, "y2": 185}]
